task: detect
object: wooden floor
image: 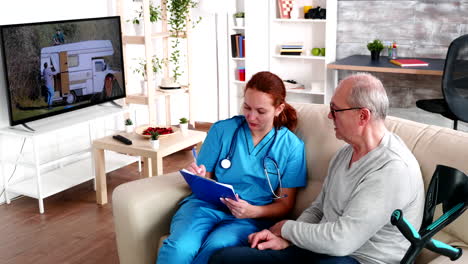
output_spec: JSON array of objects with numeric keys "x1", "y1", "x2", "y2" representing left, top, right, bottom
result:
[{"x1": 0, "y1": 122, "x2": 212, "y2": 264}]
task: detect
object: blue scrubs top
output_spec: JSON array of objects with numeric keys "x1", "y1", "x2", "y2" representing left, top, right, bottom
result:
[{"x1": 197, "y1": 115, "x2": 307, "y2": 206}]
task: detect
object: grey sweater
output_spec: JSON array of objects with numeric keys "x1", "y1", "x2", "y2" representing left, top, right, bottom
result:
[{"x1": 282, "y1": 132, "x2": 424, "y2": 264}]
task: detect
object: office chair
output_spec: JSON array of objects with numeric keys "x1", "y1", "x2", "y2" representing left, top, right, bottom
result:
[
  {"x1": 416, "y1": 34, "x2": 468, "y2": 130},
  {"x1": 391, "y1": 165, "x2": 468, "y2": 263}
]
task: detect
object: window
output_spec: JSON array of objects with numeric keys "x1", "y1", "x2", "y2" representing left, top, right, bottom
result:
[
  {"x1": 95, "y1": 61, "x2": 105, "y2": 72},
  {"x1": 67, "y1": 55, "x2": 79, "y2": 67}
]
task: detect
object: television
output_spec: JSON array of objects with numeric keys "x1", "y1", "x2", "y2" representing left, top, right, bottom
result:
[{"x1": 0, "y1": 16, "x2": 126, "y2": 127}]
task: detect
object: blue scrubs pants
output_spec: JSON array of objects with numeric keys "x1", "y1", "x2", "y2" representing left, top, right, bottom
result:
[{"x1": 157, "y1": 198, "x2": 272, "y2": 264}]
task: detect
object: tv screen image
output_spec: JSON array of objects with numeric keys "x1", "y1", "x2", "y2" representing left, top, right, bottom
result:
[{"x1": 0, "y1": 16, "x2": 126, "y2": 126}]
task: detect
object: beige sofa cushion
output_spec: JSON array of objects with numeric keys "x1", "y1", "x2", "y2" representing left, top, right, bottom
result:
[{"x1": 291, "y1": 103, "x2": 345, "y2": 218}]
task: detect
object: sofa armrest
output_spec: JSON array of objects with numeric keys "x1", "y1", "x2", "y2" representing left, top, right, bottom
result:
[{"x1": 112, "y1": 172, "x2": 191, "y2": 264}]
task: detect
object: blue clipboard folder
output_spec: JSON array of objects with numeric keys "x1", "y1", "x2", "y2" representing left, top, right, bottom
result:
[{"x1": 179, "y1": 169, "x2": 237, "y2": 207}]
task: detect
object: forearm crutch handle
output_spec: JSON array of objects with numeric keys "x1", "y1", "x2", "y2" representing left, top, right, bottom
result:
[{"x1": 391, "y1": 209, "x2": 421, "y2": 243}]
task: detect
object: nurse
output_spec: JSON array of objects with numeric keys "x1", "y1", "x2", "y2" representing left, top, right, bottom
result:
[{"x1": 157, "y1": 71, "x2": 307, "y2": 264}]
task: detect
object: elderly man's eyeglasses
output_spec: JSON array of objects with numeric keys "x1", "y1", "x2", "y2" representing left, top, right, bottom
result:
[{"x1": 329, "y1": 105, "x2": 364, "y2": 119}]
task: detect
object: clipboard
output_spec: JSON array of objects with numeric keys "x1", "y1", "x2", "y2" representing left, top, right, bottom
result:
[{"x1": 179, "y1": 169, "x2": 237, "y2": 207}]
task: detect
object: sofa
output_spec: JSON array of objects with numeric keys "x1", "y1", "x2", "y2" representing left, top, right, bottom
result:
[{"x1": 112, "y1": 103, "x2": 468, "y2": 264}]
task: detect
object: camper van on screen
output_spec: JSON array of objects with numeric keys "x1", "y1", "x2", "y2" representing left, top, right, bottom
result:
[
  {"x1": 40, "y1": 40, "x2": 123, "y2": 104},
  {"x1": 0, "y1": 16, "x2": 126, "y2": 126}
]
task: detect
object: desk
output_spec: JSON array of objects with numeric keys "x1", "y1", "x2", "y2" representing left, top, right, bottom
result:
[
  {"x1": 93, "y1": 129, "x2": 207, "y2": 205},
  {"x1": 327, "y1": 55, "x2": 445, "y2": 76}
]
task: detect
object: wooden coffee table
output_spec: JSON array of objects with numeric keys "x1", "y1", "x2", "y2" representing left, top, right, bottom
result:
[{"x1": 92, "y1": 129, "x2": 207, "y2": 205}]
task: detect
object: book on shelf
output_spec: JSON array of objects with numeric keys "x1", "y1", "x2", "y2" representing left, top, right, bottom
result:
[
  {"x1": 280, "y1": 51, "x2": 302, "y2": 55},
  {"x1": 281, "y1": 45, "x2": 303, "y2": 49},
  {"x1": 230, "y1": 34, "x2": 239, "y2": 57},
  {"x1": 280, "y1": 49, "x2": 303, "y2": 52},
  {"x1": 235, "y1": 35, "x2": 240, "y2": 58},
  {"x1": 242, "y1": 37, "x2": 245, "y2": 57},
  {"x1": 230, "y1": 33, "x2": 245, "y2": 58},
  {"x1": 389, "y1": 59, "x2": 429, "y2": 67},
  {"x1": 239, "y1": 35, "x2": 244, "y2": 58},
  {"x1": 179, "y1": 169, "x2": 237, "y2": 207}
]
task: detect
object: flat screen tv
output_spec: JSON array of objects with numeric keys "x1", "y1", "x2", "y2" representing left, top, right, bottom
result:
[{"x1": 0, "y1": 16, "x2": 126, "y2": 127}]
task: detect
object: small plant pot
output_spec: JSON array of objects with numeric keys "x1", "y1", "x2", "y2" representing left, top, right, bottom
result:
[
  {"x1": 180, "y1": 123, "x2": 189, "y2": 135},
  {"x1": 150, "y1": 139, "x2": 160, "y2": 150},
  {"x1": 235, "y1": 18, "x2": 244, "y2": 27},
  {"x1": 370, "y1": 50, "x2": 381, "y2": 61},
  {"x1": 140, "y1": 80, "x2": 148, "y2": 94},
  {"x1": 151, "y1": 22, "x2": 159, "y2": 33},
  {"x1": 125, "y1": 21, "x2": 135, "y2": 35},
  {"x1": 133, "y1": 23, "x2": 143, "y2": 36},
  {"x1": 125, "y1": 125, "x2": 134, "y2": 133}
]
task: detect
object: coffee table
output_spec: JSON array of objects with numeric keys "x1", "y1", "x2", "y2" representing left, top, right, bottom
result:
[{"x1": 92, "y1": 129, "x2": 207, "y2": 205}]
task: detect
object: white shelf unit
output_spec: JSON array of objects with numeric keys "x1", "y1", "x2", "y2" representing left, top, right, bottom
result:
[
  {"x1": 118, "y1": 0, "x2": 194, "y2": 126},
  {"x1": 226, "y1": 0, "x2": 270, "y2": 117},
  {"x1": 268, "y1": 0, "x2": 337, "y2": 104},
  {"x1": 227, "y1": 0, "x2": 246, "y2": 117},
  {"x1": 0, "y1": 105, "x2": 139, "y2": 214}
]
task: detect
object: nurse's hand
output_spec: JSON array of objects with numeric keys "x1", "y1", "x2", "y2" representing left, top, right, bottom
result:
[
  {"x1": 221, "y1": 194, "x2": 258, "y2": 219},
  {"x1": 248, "y1": 229, "x2": 291, "y2": 250},
  {"x1": 186, "y1": 162, "x2": 206, "y2": 177}
]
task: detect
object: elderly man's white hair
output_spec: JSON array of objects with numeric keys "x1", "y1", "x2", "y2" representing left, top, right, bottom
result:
[{"x1": 338, "y1": 73, "x2": 389, "y2": 121}]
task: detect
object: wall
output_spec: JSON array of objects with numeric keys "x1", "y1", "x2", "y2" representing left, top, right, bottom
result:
[{"x1": 336, "y1": 0, "x2": 468, "y2": 107}]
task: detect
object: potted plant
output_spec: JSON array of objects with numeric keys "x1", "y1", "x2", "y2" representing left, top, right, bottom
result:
[
  {"x1": 149, "y1": 131, "x2": 160, "y2": 150},
  {"x1": 367, "y1": 39, "x2": 384, "y2": 61},
  {"x1": 234, "y1": 11, "x2": 245, "y2": 27},
  {"x1": 127, "y1": 5, "x2": 144, "y2": 35},
  {"x1": 133, "y1": 56, "x2": 163, "y2": 94},
  {"x1": 158, "y1": 0, "x2": 201, "y2": 90},
  {"x1": 179, "y1": 117, "x2": 189, "y2": 135},
  {"x1": 149, "y1": 3, "x2": 161, "y2": 33},
  {"x1": 125, "y1": 118, "x2": 134, "y2": 133}
]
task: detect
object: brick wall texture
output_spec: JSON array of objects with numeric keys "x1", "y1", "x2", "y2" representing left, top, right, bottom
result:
[{"x1": 336, "y1": 0, "x2": 468, "y2": 107}]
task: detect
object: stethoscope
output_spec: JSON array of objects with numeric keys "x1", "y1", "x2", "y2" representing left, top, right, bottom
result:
[{"x1": 220, "y1": 119, "x2": 286, "y2": 199}]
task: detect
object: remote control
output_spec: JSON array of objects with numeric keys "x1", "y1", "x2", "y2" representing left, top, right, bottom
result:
[{"x1": 113, "y1": 135, "x2": 132, "y2": 145}]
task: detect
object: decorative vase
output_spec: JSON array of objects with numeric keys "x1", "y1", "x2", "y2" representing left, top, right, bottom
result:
[
  {"x1": 371, "y1": 50, "x2": 381, "y2": 61},
  {"x1": 125, "y1": 21, "x2": 135, "y2": 35},
  {"x1": 151, "y1": 22, "x2": 159, "y2": 33},
  {"x1": 150, "y1": 139, "x2": 160, "y2": 150},
  {"x1": 133, "y1": 23, "x2": 143, "y2": 36},
  {"x1": 235, "y1": 18, "x2": 244, "y2": 27},
  {"x1": 140, "y1": 80, "x2": 148, "y2": 94},
  {"x1": 290, "y1": 3, "x2": 300, "y2": 19},
  {"x1": 180, "y1": 123, "x2": 189, "y2": 136},
  {"x1": 125, "y1": 125, "x2": 134, "y2": 133}
]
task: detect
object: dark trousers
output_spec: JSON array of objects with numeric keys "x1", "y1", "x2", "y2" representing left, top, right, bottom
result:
[{"x1": 209, "y1": 246, "x2": 360, "y2": 264}]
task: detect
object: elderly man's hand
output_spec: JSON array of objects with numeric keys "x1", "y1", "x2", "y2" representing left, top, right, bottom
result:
[
  {"x1": 248, "y1": 229, "x2": 291, "y2": 250},
  {"x1": 269, "y1": 220, "x2": 288, "y2": 236}
]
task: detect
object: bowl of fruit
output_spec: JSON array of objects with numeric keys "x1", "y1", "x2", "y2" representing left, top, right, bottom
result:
[{"x1": 135, "y1": 125, "x2": 177, "y2": 139}]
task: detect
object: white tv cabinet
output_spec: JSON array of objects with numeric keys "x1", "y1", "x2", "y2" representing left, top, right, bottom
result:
[{"x1": 0, "y1": 104, "x2": 138, "y2": 214}]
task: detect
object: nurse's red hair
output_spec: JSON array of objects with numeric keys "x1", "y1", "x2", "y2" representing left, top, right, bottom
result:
[{"x1": 245, "y1": 71, "x2": 298, "y2": 131}]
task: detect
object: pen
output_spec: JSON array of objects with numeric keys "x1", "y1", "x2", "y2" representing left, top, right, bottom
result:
[{"x1": 191, "y1": 147, "x2": 198, "y2": 163}]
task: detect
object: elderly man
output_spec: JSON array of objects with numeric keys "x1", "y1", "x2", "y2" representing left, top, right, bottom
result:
[{"x1": 209, "y1": 73, "x2": 425, "y2": 264}]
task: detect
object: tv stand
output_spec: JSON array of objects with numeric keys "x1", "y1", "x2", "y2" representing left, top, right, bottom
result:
[
  {"x1": 21, "y1": 123, "x2": 35, "y2": 132},
  {"x1": 0, "y1": 105, "x2": 138, "y2": 214},
  {"x1": 100, "y1": 100, "x2": 123, "y2": 108}
]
